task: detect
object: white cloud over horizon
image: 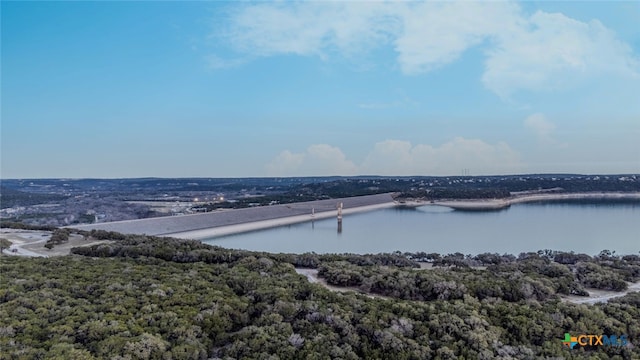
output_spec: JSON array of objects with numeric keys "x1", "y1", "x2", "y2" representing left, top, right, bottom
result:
[
  {"x1": 266, "y1": 144, "x2": 358, "y2": 176},
  {"x1": 266, "y1": 138, "x2": 523, "y2": 177},
  {"x1": 523, "y1": 113, "x2": 570, "y2": 149},
  {"x1": 524, "y1": 113, "x2": 556, "y2": 141},
  {"x1": 216, "y1": 1, "x2": 639, "y2": 99}
]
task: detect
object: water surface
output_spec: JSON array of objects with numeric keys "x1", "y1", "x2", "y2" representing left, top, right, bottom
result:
[{"x1": 203, "y1": 202, "x2": 639, "y2": 256}]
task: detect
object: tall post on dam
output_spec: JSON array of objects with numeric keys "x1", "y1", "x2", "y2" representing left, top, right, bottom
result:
[{"x1": 337, "y1": 202, "x2": 343, "y2": 233}]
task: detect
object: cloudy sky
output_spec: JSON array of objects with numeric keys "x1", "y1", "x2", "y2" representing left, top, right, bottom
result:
[{"x1": 2, "y1": 1, "x2": 639, "y2": 178}]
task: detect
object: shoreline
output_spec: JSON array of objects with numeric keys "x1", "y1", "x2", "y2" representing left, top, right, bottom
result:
[
  {"x1": 66, "y1": 191, "x2": 639, "y2": 239},
  {"x1": 409, "y1": 192, "x2": 640, "y2": 211},
  {"x1": 169, "y1": 191, "x2": 640, "y2": 239},
  {"x1": 165, "y1": 202, "x2": 396, "y2": 240}
]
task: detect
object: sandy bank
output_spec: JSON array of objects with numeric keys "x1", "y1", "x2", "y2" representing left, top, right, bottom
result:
[
  {"x1": 433, "y1": 199, "x2": 510, "y2": 210},
  {"x1": 426, "y1": 192, "x2": 640, "y2": 211},
  {"x1": 509, "y1": 192, "x2": 640, "y2": 204}
]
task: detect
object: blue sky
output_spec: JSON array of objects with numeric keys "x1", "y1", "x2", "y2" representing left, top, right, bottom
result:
[{"x1": 1, "y1": 1, "x2": 639, "y2": 178}]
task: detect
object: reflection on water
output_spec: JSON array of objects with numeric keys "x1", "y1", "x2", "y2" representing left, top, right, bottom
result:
[
  {"x1": 414, "y1": 206, "x2": 455, "y2": 214},
  {"x1": 203, "y1": 202, "x2": 639, "y2": 256}
]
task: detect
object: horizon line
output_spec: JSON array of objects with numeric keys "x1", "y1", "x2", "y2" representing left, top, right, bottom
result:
[{"x1": 1, "y1": 173, "x2": 639, "y2": 181}]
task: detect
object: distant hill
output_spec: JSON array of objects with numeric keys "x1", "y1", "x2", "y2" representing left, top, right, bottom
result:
[{"x1": 0, "y1": 186, "x2": 68, "y2": 209}]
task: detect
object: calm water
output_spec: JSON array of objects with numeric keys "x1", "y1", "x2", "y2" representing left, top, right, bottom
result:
[{"x1": 203, "y1": 202, "x2": 640, "y2": 256}]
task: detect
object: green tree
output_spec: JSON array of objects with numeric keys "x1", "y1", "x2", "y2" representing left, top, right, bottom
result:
[{"x1": 0, "y1": 238, "x2": 12, "y2": 253}]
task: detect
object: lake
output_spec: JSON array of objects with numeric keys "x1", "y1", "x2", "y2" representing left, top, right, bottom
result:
[{"x1": 203, "y1": 201, "x2": 640, "y2": 256}]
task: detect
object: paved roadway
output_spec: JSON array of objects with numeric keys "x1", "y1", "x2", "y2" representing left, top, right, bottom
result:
[{"x1": 70, "y1": 193, "x2": 395, "y2": 236}]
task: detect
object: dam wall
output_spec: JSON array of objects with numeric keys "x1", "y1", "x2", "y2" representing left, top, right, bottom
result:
[{"x1": 69, "y1": 193, "x2": 396, "y2": 236}]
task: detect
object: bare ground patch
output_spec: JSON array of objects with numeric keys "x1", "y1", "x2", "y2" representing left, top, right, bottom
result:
[
  {"x1": 562, "y1": 282, "x2": 640, "y2": 305},
  {"x1": 1, "y1": 229, "x2": 113, "y2": 257},
  {"x1": 294, "y1": 268, "x2": 390, "y2": 299}
]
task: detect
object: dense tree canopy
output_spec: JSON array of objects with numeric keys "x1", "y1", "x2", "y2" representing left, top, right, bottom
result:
[{"x1": 1, "y1": 235, "x2": 638, "y2": 359}]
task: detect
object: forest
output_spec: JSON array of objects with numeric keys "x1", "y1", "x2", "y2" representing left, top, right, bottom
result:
[{"x1": 1, "y1": 232, "x2": 639, "y2": 359}]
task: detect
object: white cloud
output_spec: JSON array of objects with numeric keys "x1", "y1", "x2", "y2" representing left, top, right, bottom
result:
[
  {"x1": 265, "y1": 144, "x2": 358, "y2": 176},
  {"x1": 306, "y1": 144, "x2": 359, "y2": 175},
  {"x1": 524, "y1": 113, "x2": 556, "y2": 141},
  {"x1": 217, "y1": 2, "x2": 639, "y2": 97},
  {"x1": 483, "y1": 11, "x2": 640, "y2": 98},
  {"x1": 393, "y1": 2, "x2": 521, "y2": 74},
  {"x1": 265, "y1": 150, "x2": 305, "y2": 175},
  {"x1": 266, "y1": 138, "x2": 523, "y2": 176},
  {"x1": 361, "y1": 138, "x2": 522, "y2": 176},
  {"x1": 224, "y1": 2, "x2": 394, "y2": 58},
  {"x1": 523, "y1": 113, "x2": 569, "y2": 148}
]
